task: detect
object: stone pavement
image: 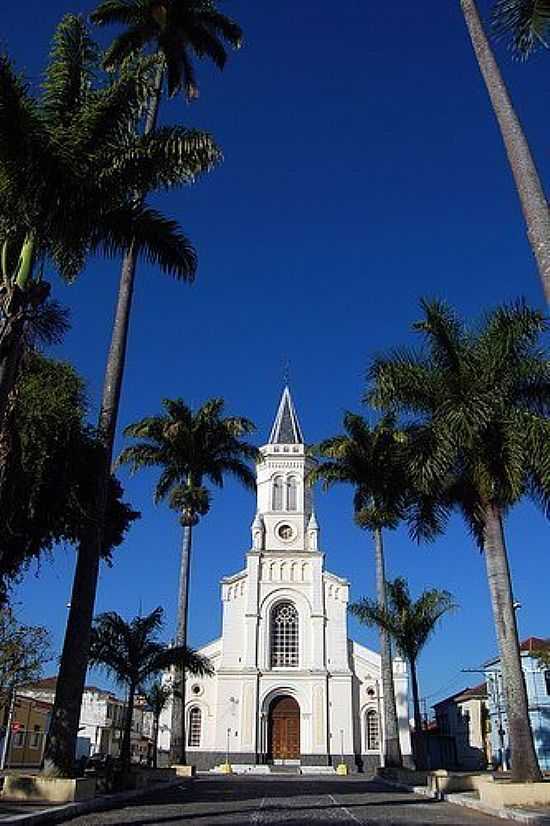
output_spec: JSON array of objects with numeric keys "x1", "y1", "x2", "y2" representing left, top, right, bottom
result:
[{"x1": 63, "y1": 774, "x2": 507, "y2": 826}]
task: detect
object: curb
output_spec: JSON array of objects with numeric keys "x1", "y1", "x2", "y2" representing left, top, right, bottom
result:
[
  {"x1": 377, "y1": 777, "x2": 550, "y2": 825},
  {"x1": 0, "y1": 778, "x2": 189, "y2": 825}
]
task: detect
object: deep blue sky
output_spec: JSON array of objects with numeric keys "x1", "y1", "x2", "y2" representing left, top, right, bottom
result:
[{"x1": 5, "y1": 1, "x2": 548, "y2": 712}]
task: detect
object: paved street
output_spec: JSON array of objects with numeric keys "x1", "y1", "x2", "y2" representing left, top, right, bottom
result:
[{"x1": 65, "y1": 775, "x2": 505, "y2": 826}]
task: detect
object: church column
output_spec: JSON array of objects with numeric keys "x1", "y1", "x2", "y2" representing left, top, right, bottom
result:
[
  {"x1": 310, "y1": 555, "x2": 325, "y2": 670},
  {"x1": 244, "y1": 552, "x2": 260, "y2": 670}
]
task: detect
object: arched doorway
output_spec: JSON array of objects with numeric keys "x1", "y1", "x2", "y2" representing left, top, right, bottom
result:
[{"x1": 268, "y1": 695, "x2": 300, "y2": 761}]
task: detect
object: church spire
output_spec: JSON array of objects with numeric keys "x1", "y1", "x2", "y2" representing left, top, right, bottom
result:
[{"x1": 268, "y1": 386, "x2": 304, "y2": 445}]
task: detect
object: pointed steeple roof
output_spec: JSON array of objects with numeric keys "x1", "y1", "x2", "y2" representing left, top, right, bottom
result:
[{"x1": 269, "y1": 386, "x2": 304, "y2": 445}]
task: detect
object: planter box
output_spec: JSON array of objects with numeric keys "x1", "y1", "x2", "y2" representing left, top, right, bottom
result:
[
  {"x1": 172, "y1": 764, "x2": 196, "y2": 777},
  {"x1": 2, "y1": 775, "x2": 96, "y2": 803},
  {"x1": 427, "y1": 770, "x2": 494, "y2": 795},
  {"x1": 479, "y1": 780, "x2": 550, "y2": 809}
]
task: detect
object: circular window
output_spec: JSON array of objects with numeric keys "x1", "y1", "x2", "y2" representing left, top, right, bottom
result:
[
  {"x1": 366, "y1": 686, "x2": 376, "y2": 698},
  {"x1": 191, "y1": 684, "x2": 202, "y2": 696},
  {"x1": 277, "y1": 524, "x2": 294, "y2": 540}
]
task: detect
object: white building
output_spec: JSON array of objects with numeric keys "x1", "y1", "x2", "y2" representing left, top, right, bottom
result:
[
  {"x1": 160, "y1": 387, "x2": 411, "y2": 772},
  {"x1": 22, "y1": 677, "x2": 125, "y2": 758}
]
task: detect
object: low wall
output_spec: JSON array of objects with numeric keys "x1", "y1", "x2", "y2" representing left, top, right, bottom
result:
[
  {"x1": 379, "y1": 767, "x2": 493, "y2": 795},
  {"x1": 480, "y1": 780, "x2": 550, "y2": 808},
  {"x1": 2, "y1": 775, "x2": 96, "y2": 803},
  {"x1": 427, "y1": 770, "x2": 494, "y2": 795}
]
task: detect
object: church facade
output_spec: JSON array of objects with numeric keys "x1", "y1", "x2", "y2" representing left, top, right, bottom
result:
[{"x1": 163, "y1": 388, "x2": 411, "y2": 771}]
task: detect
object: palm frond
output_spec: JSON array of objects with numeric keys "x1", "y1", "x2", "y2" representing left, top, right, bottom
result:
[
  {"x1": 0, "y1": 55, "x2": 44, "y2": 171},
  {"x1": 22, "y1": 299, "x2": 71, "y2": 348},
  {"x1": 41, "y1": 14, "x2": 99, "y2": 124},
  {"x1": 104, "y1": 126, "x2": 221, "y2": 196},
  {"x1": 102, "y1": 23, "x2": 158, "y2": 69},
  {"x1": 90, "y1": 0, "x2": 146, "y2": 28},
  {"x1": 492, "y1": 0, "x2": 550, "y2": 58},
  {"x1": 92, "y1": 205, "x2": 197, "y2": 280}
]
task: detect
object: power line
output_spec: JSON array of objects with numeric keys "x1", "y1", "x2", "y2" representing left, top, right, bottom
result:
[{"x1": 420, "y1": 670, "x2": 469, "y2": 704}]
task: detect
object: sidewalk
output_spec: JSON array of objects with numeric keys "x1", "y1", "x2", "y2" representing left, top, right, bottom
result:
[
  {"x1": 378, "y1": 775, "x2": 550, "y2": 825},
  {"x1": 0, "y1": 777, "x2": 187, "y2": 825}
]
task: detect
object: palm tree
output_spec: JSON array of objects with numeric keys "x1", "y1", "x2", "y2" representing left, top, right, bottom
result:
[
  {"x1": 0, "y1": 15, "x2": 219, "y2": 427},
  {"x1": 47, "y1": 5, "x2": 238, "y2": 776},
  {"x1": 89, "y1": 607, "x2": 212, "y2": 769},
  {"x1": 459, "y1": 0, "x2": 550, "y2": 304},
  {"x1": 369, "y1": 298, "x2": 549, "y2": 782},
  {"x1": 118, "y1": 398, "x2": 259, "y2": 763},
  {"x1": 85, "y1": 0, "x2": 243, "y2": 547},
  {"x1": 29, "y1": 18, "x2": 221, "y2": 778},
  {"x1": 91, "y1": 0, "x2": 243, "y2": 100},
  {"x1": 310, "y1": 413, "x2": 408, "y2": 768},
  {"x1": 144, "y1": 680, "x2": 172, "y2": 768},
  {"x1": 350, "y1": 577, "x2": 455, "y2": 769}
]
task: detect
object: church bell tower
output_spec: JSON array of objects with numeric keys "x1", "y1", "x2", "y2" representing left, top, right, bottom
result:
[{"x1": 251, "y1": 386, "x2": 318, "y2": 553}]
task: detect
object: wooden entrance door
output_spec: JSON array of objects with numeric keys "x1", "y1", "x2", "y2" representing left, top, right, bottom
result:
[{"x1": 269, "y1": 696, "x2": 300, "y2": 760}]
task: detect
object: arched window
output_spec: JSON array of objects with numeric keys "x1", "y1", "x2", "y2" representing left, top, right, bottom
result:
[
  {"x1": 287, "y1": 477, "x2": 298, "y2": 511},
  {"x1": 272, "y1": 476, "x2": 283, "y2": 510},
  {"x1": 188, "y1": 707, "x2": 201, "y2": 747},
  {"x1": 271, "y1": 602, "x2": 299, "y2": 668},
  {"x1": 366, "y1": 709, "x2": 379, "y2": 751}
]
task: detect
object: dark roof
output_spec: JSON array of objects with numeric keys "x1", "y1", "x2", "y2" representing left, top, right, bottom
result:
[
  {"x1": 520, "y1": 637, "x2": 550, "y2": 653},
  {"x1": 433, "y1": 683, "x2": 487, "y2": 709},
  {"x1": 269, "y1": 386, "x2": 304, "y2": 444},
  {"x1": 484, "y1": 636, "x2": 550, "y2": 666}
]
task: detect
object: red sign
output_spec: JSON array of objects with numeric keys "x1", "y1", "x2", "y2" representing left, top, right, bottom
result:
[{"x1": 11, "y1": 722, "x2": 22, "y2": 733}]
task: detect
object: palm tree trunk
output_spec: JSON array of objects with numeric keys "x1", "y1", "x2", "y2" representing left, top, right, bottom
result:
[
  {"x1": 373, "y1": 528, "x2": 402, "y2": 768},
  {"x1": 152, "y1": 716, "x2": 159, "y2": 769},
  {"x1": 41, "y1": 537, "x2": 101, "y2": 776},
  {"x1": 121, "y1": 683, "x2": 136, "y2": 770},
  {"x1": 170, "y1": 522, "x2": 192, "y2": 765},
  {"x1": 460, "y1": 0, "x2": 550, "y2": 305},
  {"x1": 409, "y1": 657, "x2": 423, "y2": 735},
  {"x1": 41, "y1": 70, "x2": 165, "y2": 778},
  {"x1": 0, "y1": 235, "x2": 37, "y2": 429},
  {"x1": 483, "y1": 503, "x2": 541, "y2": 782},
  {"x1": 409, "y1": 656, "x2": 428, "y2": 770}
]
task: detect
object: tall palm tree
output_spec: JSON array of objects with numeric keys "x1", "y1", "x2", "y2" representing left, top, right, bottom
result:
[
  {"x1": 459, "y1": 0, "x2": 550, "y2": 304},
  {"x1": 0, "y1": 15, "x2": 218, "y2": 427},
  {"x1": 51, "y1": 3, "x2": 240, "y2": 776},
  {"x1": 89, "y1": 607, "x2": 212, "y2": 768},
  {"x1": 33, "y1": 18, "x2": 221, "y2": 779},
  {"x1": 83, "y1": 0, "x2": 243, "y2": 582},
  {"x1": 310, "y1": 413, "x2": 408, "y2": 768},
  {"x1": 118, "y1": 398, "x2": 259, "y2": 763},
  {"x1": 369, "y1": 298, "x2": 549, "y2": 782},
  {"x1": 351, "y1": 577, "x2": 455, "y2": 769},
  {"x1": 144, "y1": 680, "x2": 172, "y2": 768}
]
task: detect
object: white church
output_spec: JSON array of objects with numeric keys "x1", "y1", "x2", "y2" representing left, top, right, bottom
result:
[{"x1": 161, "y1": 388, "x2": 411, "y2": 772}]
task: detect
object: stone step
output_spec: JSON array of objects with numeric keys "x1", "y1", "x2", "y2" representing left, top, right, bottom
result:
[
  {"x1": 300, "y1": 766, "x2": 337, "y2": 775},
  {"x1": 209, "y1": 764, "x2": 271, "y2": 775}
]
